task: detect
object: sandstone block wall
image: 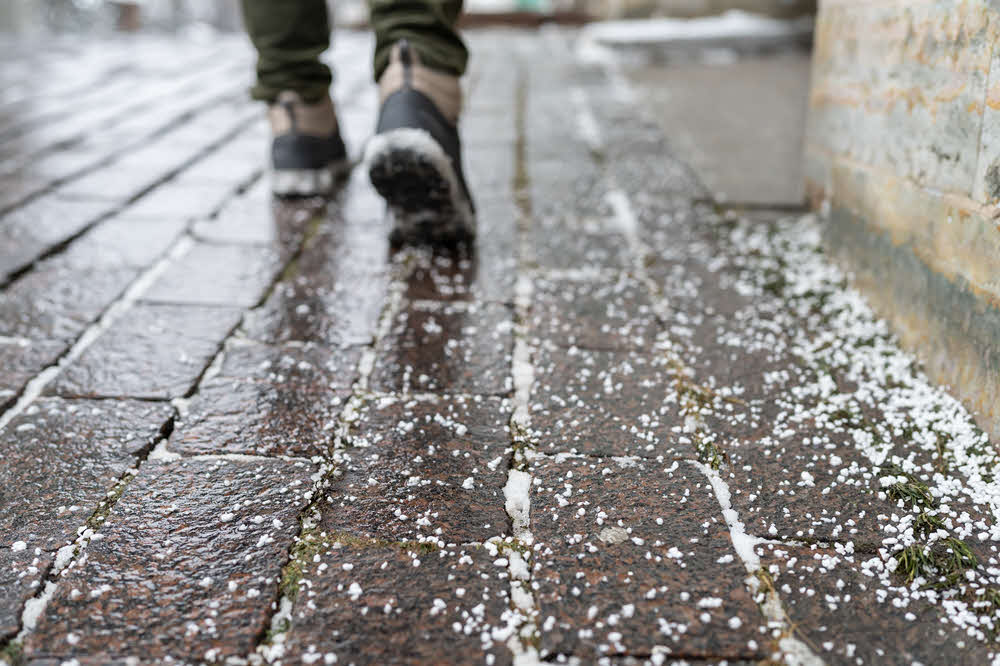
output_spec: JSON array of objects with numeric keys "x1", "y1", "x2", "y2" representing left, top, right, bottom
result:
[{"x1": 806, "y1": 0, "x2": 1000, "y2": 438}]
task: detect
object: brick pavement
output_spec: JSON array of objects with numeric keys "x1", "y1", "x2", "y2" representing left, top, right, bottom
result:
[{"x1": 2, "y1": 28, "x2": 1000, "y2": 666}]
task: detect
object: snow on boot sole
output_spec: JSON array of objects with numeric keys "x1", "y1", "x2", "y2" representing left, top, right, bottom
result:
[
  {"x1": 365, "y1": 128, "x2": 476, "y2": 246},
  {"x1": 272, "y1": 159, "x2": 351, "y2": 198}
]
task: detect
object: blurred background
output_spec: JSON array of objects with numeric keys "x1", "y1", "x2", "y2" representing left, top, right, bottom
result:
[
  {"x1": 0, "y1": 0, "x2": 814, "y2": 35},
  {"x1": 0, "y1": 0, "x2": 817, "y2": 212}
]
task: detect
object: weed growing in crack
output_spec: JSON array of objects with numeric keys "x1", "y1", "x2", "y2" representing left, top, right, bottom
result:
[
  {"x1": 693, "y1": 432, "x2": 726, "y2": 471},
  {"x1": 0, "y1": 640, "x2": 22, "y2": 666}
]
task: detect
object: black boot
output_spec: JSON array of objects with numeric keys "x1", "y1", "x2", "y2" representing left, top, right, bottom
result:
[
  {"x1": 268, "y1": 91, "x2": 349, "y2": 197},
  {"x1": 365, "y1": 40, "x2": 476, "y2": 245}
]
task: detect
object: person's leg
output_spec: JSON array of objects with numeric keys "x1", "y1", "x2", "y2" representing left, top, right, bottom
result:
[
  {"x1": 368, "y1": 0, "x2": 468, "y2": 81},
  {"x1": 365, "y1": 0, "x2": 475, "y2": 245},
  {"x1": 240, "y1": 0, "x2": 347, "y2": 197},
  {"x1": 240, "y1": 0, "x2": 333, "y2": 103}
]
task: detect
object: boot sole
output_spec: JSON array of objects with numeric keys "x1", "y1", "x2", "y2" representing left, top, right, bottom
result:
[
  {"x1": 364, "y1": 128, "x2": 476, "y2": 246},
  {"x1": 272, "y1": 159, "x2": 351, "y2": 198}
]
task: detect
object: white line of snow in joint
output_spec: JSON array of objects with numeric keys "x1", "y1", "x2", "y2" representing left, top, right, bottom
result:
[{"x1": 691, "y1": 460, "x2": 824, "y2": 666}]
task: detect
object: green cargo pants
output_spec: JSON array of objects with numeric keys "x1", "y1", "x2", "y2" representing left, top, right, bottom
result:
[{"x1": 240, "y1": 0, "x2": 467, "y2": 103}]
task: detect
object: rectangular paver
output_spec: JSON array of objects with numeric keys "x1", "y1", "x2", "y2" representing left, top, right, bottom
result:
[{"x1": 23, "y1": 457, "x2": 315, "y2": 664}]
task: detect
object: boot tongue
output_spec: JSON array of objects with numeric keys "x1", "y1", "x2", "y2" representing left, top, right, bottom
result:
[{"x1": 378, "y1": 42, "x2": 463, "y2": 126}]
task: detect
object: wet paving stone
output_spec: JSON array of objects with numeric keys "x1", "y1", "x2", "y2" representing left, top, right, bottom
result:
[
  {"x1": 0, "y1": 196, "x2": 111, "y2": 281},
  {"x1": 0, "y1": 262, "x2": 138, "y2": 342},
  {"x1": 0, "y1": 338, "x2": 64, "y2": 409},
  {"x1": 532, "y1": 218, "x2": 632, "y2": 272},
  {"x1": 531, "y1": 274, "x2": 660, "y2": 351},
  {"x1": 242, "y1": 225, "x2": 390, "y2": 348},
  {"x1": 191, "y1": 182, "x2": 314, "y2": 256},
  {"x1": 0, "y1": 398, "x2": 172, "y2": 551},
  {"x1": 281, "y1": 543, "x2": 513, "y2": 665},
  {"x1": 371, "y1": 301, "x2": 514, "y2": 395},
  {"x1": 0, "y1": 547, "x2": 53, "y2": 641},
  {"x1": 143, "y1": 241, "x2": 281, "y2": 308},
  {"x1": 322, "y1": 396, "x2": 512, "y2": 543},
  {"x1": 529, "y1": 455, "x2": 764, "y2": 661},
  {"x1": 530, "y1": 346, "x2": 686, "y2": 458},
  {"x1": 716, "y1": 424, "x2": 888, "y2": 548},
  {"x1": 24, "y1": 457, "x2": 316, "y2": 664},
  {"x1": 119, "y1": 180, "x2": 234, "y2": 221},
  {"x1": 60, "y1": 216, "x2": 187, "y2": 272},
  {"x1": 47, "y1": 302, "x2": 241, "y2": 400},
  {"x1": 755, "y1": 543, "x2": 996, "y2": 665},
  {"x1": 401, "y1": 238, "x2": 517, "y2": 305},
  {"x1": 172, "y1": 340, "x2": 361, "y2": 458}
]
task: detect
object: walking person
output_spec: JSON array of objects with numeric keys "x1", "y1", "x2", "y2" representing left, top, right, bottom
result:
[{"x1": 239, "y1": 0, "x2": 476, "y2": 244}]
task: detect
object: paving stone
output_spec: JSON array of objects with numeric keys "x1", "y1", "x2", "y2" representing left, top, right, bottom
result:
[
  {"x1": 371, "y1": 301, "x2": 514, "y2": 395},
  {"x1": 0, "y1": 261, "x2": 138, "y2": 342},
  {"x1": 532, "y1": 217, "x2": 631, "y2": 272},
  {"x1": 529, "y1": 456, "x2": 764, "y2": 660},
  {"x1": 323, "y1": 396, "x2": 512, "y2": 543},
  {"x1": 47, "y1": 303, "x2": 241, "y2": 400},
  {"x1": 24, "y1": 457, "x2": 315, "y2": 663},
  {"x1": 716, "y1": 420, "x2": 889, "y2": 548},
  {"x1": 0, "y1": 338, "x2": 64, "y2": 410},
  {"x1": 60, "y1": 216, "x2": 187, "y2": 271},
  {"x1": 243, "y1": 225, "x2": 389, "y2": 347},
  {"x1": 0, "y1": 547, "x2": 53, "y2": 642},
  {"x1": 531, "y1": 274, "x2": 660, "y2": 351},
  {"x1": 401, "y1": 242, "x2": 516, "y2": 305},
  {"x1": 172, "y1": 341, "x2": 361, "y2": 458},
  {"x1": 281, "y1": 543, "x2": 513, "y2": 665},
  {"x1": 0, "y1": 398, "x2": 172, "y2": 550},
  {"x1": 120, "y1": 180, "x2": 234, "y2": 221},
  {"x1": 397, "y1": 197, "x2": 518, "y2": 304},
  {"x1": 191, "y1": 181, "x2": 315, "y2": 256},
  {"x1": 142, "y1": 241, "x2": 281, "y2": 308},
  {"x1": 57, "y1": 162, "x2": 170, "y2": 203},
  {"x1": 0, "y1": 196, "x2": 111, "y2": 280},
  {"x1": 756, "y1": 543, "x2": 996, "y2": 665},
  {"x1": 530, "y1": 346, "x2": 686, "y2": 458}
]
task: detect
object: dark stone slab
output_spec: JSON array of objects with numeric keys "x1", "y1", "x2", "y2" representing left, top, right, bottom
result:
[
  {"x1": 400, "y1": 212, "x2": 518, "y2": 305},
  {"x1": 213, "y1": 339, "x2": 361, "y2": 389},
  {"x1": 24, "y1": 457, "x2": 315, "y2": 663},
  {"x1": 756, "y1": 543, "x2": 996, "y2": 664},
  {"x1": 242, "y1": 225, "x2": 389, "y2": 347},
  {"x1": 371, "y1": 301, "x2": 514, "y2": 395},
  {"x1": 142, "y1": 242, "x2": 281, "y2": 308},
  {"x1": 0, "y1": 196, "x2": 111, "y2": 281},
  {"x1": 530, "y1": 346, "x2": 686, "y2": 457},
  {"x1": 323, "y1": 396, "x2": 512, "y2": 543},
  {"x1": 0, "y1": 339, "x2": 64, "y2": 410},
  {"x1": 529, "y1": 455, "x2": 764, "y2": 661},
  {"x1": 172, "y1": 341, "x2": 362, "y2": 458},
  {"x1": 0, "y1": 546, "x2": 52, "y2": 642},
  {"x1": 530, "y1": 275, "x2": 660, "y2": 351},
  {"x1": 721, "y1": 428, "x2": 887, "y2": 547},
  {"x1": 0, "y1": 262, "x2": 138, "y2": 342},
  {"x1": 0, "y1": 398, "x2": 172, "y2": 550},
  {"x1": 47, "y1": 303, "x2": 241, "y2": 400},
  {"x1": 281, "y1": 544, "x2": 513, "y2": 665}
]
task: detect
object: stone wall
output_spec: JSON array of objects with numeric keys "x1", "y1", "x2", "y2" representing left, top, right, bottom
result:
[{"x1": 805, "y1": 0, "x2": 1000, "y2": 439}]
